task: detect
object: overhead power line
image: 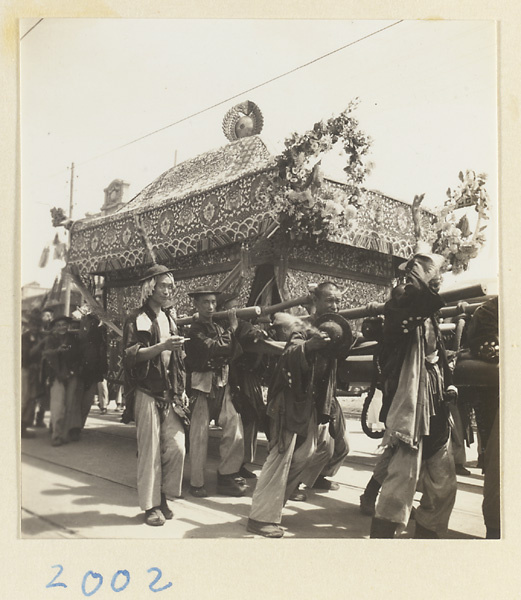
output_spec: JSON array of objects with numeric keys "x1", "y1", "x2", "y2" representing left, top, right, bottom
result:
[{"x1": 78, "y1": 20, "x2": 404, "y2": 167}]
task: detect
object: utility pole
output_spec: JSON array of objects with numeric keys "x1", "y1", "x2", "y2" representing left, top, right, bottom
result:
[
  {"x1": 69, "y1": 162, "x2": 75, "y2": 219},
  {"x1": 63, "y1": 162, "x2": 74, "y2": 316}
]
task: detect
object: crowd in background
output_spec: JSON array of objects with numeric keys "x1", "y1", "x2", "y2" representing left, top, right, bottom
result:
[{"x1": 21, "y1": 307, "x2": 123, "y2": 445}]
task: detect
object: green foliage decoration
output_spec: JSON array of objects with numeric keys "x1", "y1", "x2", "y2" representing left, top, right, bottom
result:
[
  {"x1": 432, "y1": 170, "x2": 490, "y2": 274},
  {"x1": 267, "y1": 100, "x2": 372, "y2": 243}
]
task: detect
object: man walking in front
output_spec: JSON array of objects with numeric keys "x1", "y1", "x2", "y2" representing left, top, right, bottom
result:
[{"x1": 123, "y1": 265, "x2": 189, "y2": 527}]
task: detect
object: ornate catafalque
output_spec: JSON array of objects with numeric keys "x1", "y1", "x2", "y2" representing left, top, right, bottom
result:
[{"x1": 68, "y1": 111, "x2": 436, "y2": 382}]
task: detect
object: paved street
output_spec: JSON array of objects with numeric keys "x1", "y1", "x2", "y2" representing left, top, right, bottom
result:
[{"x1": 21, "y1": 398, "x2": 486, "y2": 539}]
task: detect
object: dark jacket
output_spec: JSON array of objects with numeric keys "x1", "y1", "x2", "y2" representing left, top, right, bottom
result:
[
  {"x1": 43, "y1": 332, "x2": 82, "y2": 384},
  {"x1": 266, "y1": 318, "x2": 340, "y2": 445},
  {"x1": 226, "y1": 319, "x2": 267, "y2": 427},
  {"x1": 184, "y1": 317, "x2": 240, "y2": 373},
  {"x1": 122, "y1": 303, "x2": 186, "y2": 422},
  {"x1": 78, "y1": 316, "x2": 108, "y2": 388},
  {"x1": 379, "y1": 277, "x2": 453, "y2": 457},
  {"x1": 22, "y1": 330, "x2": 45, "y2": 370}
]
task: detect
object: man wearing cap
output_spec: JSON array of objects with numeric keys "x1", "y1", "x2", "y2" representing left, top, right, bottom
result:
[
  {"x1": 247, "y1": 281, "x2": 352, "y2": 537},
  {"x1": 122, "y1": 265, "x2": 189, "y2": 526},
  {"x1": 42, "y1": 315, "x2": 82, "y2": 446},
  {"x1": 369, "y1": 252, "x2": 458, "y2": 538},
  {"x1": 184, "y1": 287, "x2": 247, "y2": 498}
]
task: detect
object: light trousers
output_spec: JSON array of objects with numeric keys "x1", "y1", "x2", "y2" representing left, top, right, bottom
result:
[
  {"x1": 134, "y1": 389, "x2": 186, "y2": 510},
  {"x1": 449, "y1": 403, "x2": 467, "y2": 466},
  {"x1": 243, "y1": 419, "x2": 258, "y2": 465},
  {"x1": 300, "y1": 418, "x2": 349, "y2": 487},
  {"x1": 97, "y1": 379, "x2": 109, "y2": 410},
  {"x1": 21, "y1": 368, "x2": 36, "y2": 428},
  {"x1": 81, "y1": 380, "x2": 109, "y2": 426},
  {"x1": 375, "y1": 438, "x2": 457, "y2": 535},
  {"x1": 50, "y1": 377, "x2": 79, "y2": 443},
  {"x1": 249, "y1": 411, "x2": 317, "y2": 525},
  {"x1": 189, "y1": 386, "x2": 244, "y2": 487}
]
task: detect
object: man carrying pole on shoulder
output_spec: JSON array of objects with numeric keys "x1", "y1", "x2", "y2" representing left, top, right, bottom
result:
[
  {"x1": 247, "y1": 281, "x2": 352, "y2": 537},
  {"x1": 184, "y1": 287, "x2": 247, "y2": 498},
  {"x1": 369, "y1": 252, "x2": 458, "y2": 538}
]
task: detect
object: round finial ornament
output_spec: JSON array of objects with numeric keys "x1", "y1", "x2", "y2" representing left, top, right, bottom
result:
[{"x1": 222, "y1": 101, "x2": 264, "y2": 142}]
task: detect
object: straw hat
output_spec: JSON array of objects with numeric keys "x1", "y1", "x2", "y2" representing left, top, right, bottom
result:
[{"x1": 138, "y1": 264, "x2": 175, "y2": 283}]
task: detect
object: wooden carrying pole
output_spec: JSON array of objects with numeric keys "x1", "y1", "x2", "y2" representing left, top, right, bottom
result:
[
  {"x1": 438, "y1": 283, "x2": 487, "y2": 303},
  {"x1": 260, "y1": 294, "x2": 313, "y2": 316},
  {"x1": 175, "y1": 285, "x2": 489, "y2": 327},
  {"x1": 175, "y1": 294, "x2": 313, "y2": 327},
  {"x1": 176, "y1": 306, "x2": 262, "y2": 327},
  {"x1": 338, "y1": 283, "x2": 489, "y2": 321},
  {"x1": 439, "y1": 302, "x2": 484, "y2": 319}
]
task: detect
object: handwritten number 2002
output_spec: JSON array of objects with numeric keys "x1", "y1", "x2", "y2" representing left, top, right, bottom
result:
[{"x1": 46, "y1": 565, "x2": 171, "y2": 595}]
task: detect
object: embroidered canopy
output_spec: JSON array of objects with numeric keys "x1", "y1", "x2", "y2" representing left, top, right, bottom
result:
[{"x1": 68, "y1": 135, "x2": 435, "y2": 279}]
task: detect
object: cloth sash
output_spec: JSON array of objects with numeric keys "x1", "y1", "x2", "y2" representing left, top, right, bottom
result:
[{"x1": 382, "y1": 327, "x2": 433, "y2": 449}]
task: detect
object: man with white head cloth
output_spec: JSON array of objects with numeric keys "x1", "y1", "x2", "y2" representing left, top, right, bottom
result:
[{"x1": 122, "y1": 265, "x2": 189, "y2": 527}]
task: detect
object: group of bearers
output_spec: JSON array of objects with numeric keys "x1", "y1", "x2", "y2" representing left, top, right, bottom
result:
[
  {"x1": 120, "y1": 250, "x2": 500, "y2": 538},
  {"x1": 21, "y1": 305, "x2": 108, "y2": 446},
  {"x1": 22, "y1": 247, "x2": 498, "y2": 538},
  {"x1": 121, "y1": 264, "x2": 350, "y2": 528}
]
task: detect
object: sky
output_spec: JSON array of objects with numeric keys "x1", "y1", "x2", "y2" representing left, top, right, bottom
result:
[{"x1": 20, "y1": 19, "x2": 498, "y2": 292}]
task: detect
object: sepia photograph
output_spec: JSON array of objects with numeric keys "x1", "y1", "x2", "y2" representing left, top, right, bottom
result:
[{"x1": 19, "y1": 18, "x2": 499, "y2": 545}]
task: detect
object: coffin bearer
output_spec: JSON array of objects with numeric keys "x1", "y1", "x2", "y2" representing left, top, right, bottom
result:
[
  {"x1": 184, "y1": 287, "x2": 247, "y2": 498},
  {"x1": 247, "y1": 282, "x2": 352, "y2": 538},
  {"x1": 455, "y1": 296, "x2": 500, "y2": 538},
  {"x1": 122, "y1": 265, "x2": 189, "y2": 527},
  {"x1": 42, "y1": 315, "x2": 82, "y2": 446},
  {"x1": 216, "y1": 291, "x2": 269, "y2": 480},
  {"x1": 369, "y1": 252, "x2": 458, "y2": 538},
  {"x1": 78, "y1": 311, "x2": 109, "y2": 424},
  {"x1": 299, "y1": 283, "x2": 351, "y2": 496}
]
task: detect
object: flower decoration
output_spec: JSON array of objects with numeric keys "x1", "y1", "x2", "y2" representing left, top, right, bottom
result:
[
  {"x1": 50, "y1": 207, "x2": 67, "y2": 227},
  {"x1": 267, "y1": 101, "x2": 371, "y2": 243},
  {"x1": 431, "y1": 171, "x2": 490, "y2": 274}
]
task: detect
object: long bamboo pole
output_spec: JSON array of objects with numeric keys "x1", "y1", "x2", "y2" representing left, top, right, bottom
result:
[
  {"x1": 176, "y1": 285, "x2": 490, "y2": 327},
  {"x1": 260, "y1": 294, "x2": 313, "y2": 315},
  {"x1": 338, "y1": 284, "x2": 489, "y2": 320},
  {"x1": 175, "y1": 306, "x2": 261, "y2": 327},
  {"x1": 175, "y1": 294, "x2": 313, "y2": 326}
]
